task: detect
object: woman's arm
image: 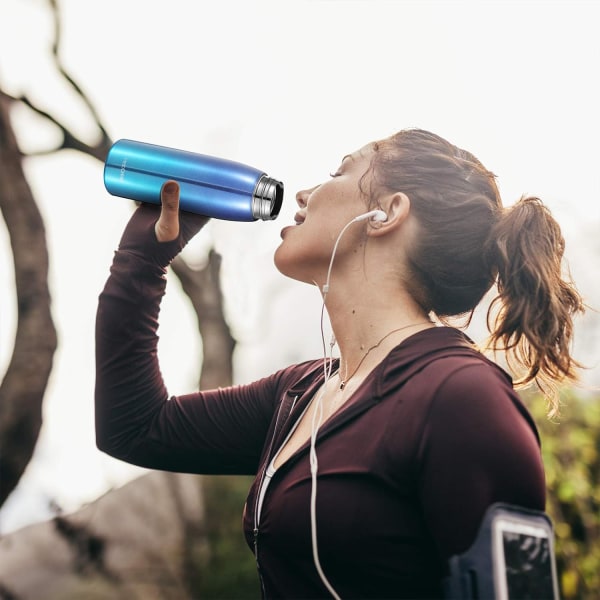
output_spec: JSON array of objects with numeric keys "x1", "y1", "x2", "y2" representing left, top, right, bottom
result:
[
  {"x1": 95, "y1": 183, "x2": 277, "y2": 475},
  {"x1": 416, "y1": 361, "x2": 546, "y2": 560}
]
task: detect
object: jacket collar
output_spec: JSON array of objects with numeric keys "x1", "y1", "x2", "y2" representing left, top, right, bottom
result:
[{"x1": 272, "y1": 327, "x2": 494, "y2": 461}]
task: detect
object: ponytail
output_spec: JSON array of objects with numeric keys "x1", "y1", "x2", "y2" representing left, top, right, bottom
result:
[
  {"x1": 485, "y1": 196, "x2": 585, "y2": 416},
  {"x1": 370, "y1": 130, "x2": 585, "y2": 416}
]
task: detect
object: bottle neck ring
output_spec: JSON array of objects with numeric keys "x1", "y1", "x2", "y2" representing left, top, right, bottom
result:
[{"x1": 252, "y1": 175, "x2": 284, "y2": 220}]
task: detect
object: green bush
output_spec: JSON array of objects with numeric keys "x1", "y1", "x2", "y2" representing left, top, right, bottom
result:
[
  {"x1": 197, "y1": 475, "x2": 260, "y2": 599},
  {"x1": 528, "y1": 390, "x2": 600, "y2": 599}
]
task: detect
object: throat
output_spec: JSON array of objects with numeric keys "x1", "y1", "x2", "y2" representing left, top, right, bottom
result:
[{"x1": 335, "y1": 320, "x2": 435, "y2": 390}]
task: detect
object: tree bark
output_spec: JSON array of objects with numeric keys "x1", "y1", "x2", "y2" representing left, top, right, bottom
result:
[
  {"x1": 172, "y1": 252, "x2": 236, "y2": 390},
  {"x1": 0, "y1": 93, "x2": 58, "y2": 506}
]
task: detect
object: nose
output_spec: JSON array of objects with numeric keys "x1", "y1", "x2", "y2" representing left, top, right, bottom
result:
[{"x1": 296, "y1": 185, "x2": 318, "y2": 208}]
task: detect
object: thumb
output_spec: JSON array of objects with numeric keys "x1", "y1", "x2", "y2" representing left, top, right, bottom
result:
[{"x1": 155, "y1": 180, "x2": 180, "y2": 242}]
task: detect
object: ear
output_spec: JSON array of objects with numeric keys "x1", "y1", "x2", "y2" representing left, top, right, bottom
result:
[{"x1": 367, "y1": 192, "x2": 411, "y2": 237}]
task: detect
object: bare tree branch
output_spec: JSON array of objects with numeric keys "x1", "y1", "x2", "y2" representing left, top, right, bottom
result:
[
  {"x1": 46, "y1": 0, "x2": 112, "y2": 152},
  {"x1": 0, "y1": 0, "x2": 112, "y2": 160},
  {"x1": 0, "y1": 89, "x2": 111, "y2": 160}
]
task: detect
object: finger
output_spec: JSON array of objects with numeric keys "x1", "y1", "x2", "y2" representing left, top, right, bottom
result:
[{"x1": 155, "y1": 180, "x2": 180, "y2": 242}]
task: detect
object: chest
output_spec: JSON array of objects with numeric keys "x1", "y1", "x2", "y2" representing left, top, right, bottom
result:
[{"x1": 244, "y1": 390, "x2": 430, "y2": 551}]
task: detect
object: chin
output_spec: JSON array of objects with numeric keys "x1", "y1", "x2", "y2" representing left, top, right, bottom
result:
[
  {"x1": 273, "y1": 243, "x2": 317, "y2": 286},
  {"x1": 273, "y1": 244, "x2": 298, "y2": 279}
]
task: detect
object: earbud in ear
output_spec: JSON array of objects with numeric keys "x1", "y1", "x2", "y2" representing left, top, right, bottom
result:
[
  {"x1": 352, "y1": 209, "x2": 387, "y2": 223},
  {"x1": 370, "y1": 210, "x2": 388, "y2": 222}
]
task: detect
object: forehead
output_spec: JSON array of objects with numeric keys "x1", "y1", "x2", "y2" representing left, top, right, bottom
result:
[{"x1": 343, "y1": 143, "x2": 376, "y2": 164}]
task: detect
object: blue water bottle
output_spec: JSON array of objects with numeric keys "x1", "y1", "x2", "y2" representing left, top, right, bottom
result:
[{"x1": 103, "y1": 139, "x2": 284, "y2": 221}]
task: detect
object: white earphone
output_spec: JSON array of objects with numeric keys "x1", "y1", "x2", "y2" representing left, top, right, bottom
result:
[
  {"x1": 352, "y1": 209, "x2": 387, "y2": 223},
  {"x1": 321, "y1": 209, "x2": 388, "y2": 294},
  {"x1": 310, "y1": 207, "x2": 388, "y2": 599}
]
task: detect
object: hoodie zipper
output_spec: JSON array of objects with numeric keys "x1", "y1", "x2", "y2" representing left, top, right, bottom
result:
[{"x1": 252, "y1": 394, "x2": 298, "y2": 595}]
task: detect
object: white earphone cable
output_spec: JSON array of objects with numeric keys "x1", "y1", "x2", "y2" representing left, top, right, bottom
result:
[
  {"x1": 322, "y1": 219, "x2": 356, "y2": 296},
  {"x1": 310, "y1": 212, "x2": 381, "y2": 599}
]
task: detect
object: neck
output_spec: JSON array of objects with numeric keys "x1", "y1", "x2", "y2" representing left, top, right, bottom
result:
[
  {"x1": 323, "y1": 284, "x2": 434, "y2": 386},
  {"x1": 316, "y1": 231, "x2": 433, "y2": 384}
]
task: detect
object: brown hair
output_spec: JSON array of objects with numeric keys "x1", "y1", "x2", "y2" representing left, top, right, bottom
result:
[{"x1": 369, "y1": 128, "x2": 584, "y2": 415}]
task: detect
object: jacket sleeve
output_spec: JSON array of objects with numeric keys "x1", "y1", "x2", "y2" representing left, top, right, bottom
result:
[
  {"x1": 94, "y1": 204, "x2": 278, "y2": 475},
  {"x1": 415, "y1": 361, "x2": 546, "y2": 560}
]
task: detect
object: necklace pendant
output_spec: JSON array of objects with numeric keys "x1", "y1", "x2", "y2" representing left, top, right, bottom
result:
[{"x1": 339, "y1": 381, "x2": 346, "y2": 391}]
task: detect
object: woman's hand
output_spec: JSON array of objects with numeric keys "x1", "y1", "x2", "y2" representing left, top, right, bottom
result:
[
  {"x1": 154, "y1": 180, "x2": 209, "y2": 245},
  {"x1": 116, "y1": 180, "x2": 209, "y2": 267}
]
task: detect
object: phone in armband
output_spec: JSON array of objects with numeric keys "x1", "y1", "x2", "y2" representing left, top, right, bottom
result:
[{"x1": 444, "y1": 503, "x2": 560, "y2": 600}]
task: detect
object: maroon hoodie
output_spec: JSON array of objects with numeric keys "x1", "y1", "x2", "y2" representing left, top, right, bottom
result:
[{"x1": 95, "y1": 205, "x2": 545, "y2": 599}]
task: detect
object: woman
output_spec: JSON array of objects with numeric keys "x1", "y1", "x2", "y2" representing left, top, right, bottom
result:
[{"x1": 95, "y1": 128, "x2": 583, "y2": 598}]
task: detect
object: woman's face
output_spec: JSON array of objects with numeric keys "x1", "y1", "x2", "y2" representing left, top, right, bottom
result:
[{"x1": 274, "y1": 143, "x2": 376, "y2": 285}]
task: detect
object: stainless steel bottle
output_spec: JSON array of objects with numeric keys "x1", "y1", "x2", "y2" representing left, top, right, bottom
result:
[{"x1": 104, "y1": 139, "x2": 284, "y2": 221}]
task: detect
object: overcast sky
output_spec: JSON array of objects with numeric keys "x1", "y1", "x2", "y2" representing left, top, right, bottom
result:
[{"x1": 1, "y1": 0, "x2": 599, "y2": 533}]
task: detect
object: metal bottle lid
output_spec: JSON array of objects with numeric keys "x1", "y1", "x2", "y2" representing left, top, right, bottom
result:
[{"x1": 252, "y1": 175, "x2": 284, "y2": 220}]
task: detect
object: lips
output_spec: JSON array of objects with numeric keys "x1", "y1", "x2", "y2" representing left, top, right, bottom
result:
[
  {"x1": 280, "y1": 225, "x2": 293, "y2": 239},
  {"x1": 294, "y1": 211, "x2": 306, "y2": 225},
  {"x1": 280, "y1": 212, "x2": 306, "y2": 239}
]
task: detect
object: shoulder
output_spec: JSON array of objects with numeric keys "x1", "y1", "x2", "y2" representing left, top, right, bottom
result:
[
  {"x1": 422, "y1": 353, "x2": 539, "y2": 439},
  {"x1": 431, "y1": 352, "x2": 534, "y2": 421},
  {"x1": 380, "y1": 326, "x2": 514, "y2": 402},
  {"x1": 413, "y1": 357, "x2": 542, "y2": 472},
  {"x1": 426, "y1": 352, "x2": 513, "y2": 401},
  {"x1": 380, "y1": 327, "x2": 540, "y2": 445}
]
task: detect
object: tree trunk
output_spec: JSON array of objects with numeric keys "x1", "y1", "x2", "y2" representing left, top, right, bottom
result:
[
  {"x1": 172, "y1": 252, "x2": 236, "y2": 390},
  {"x1": 0, "y1": 92, "x2": 58, "y2": 506}
]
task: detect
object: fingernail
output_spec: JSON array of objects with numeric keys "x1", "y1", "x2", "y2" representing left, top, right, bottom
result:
[{"x1": 163, "y1": 181, "x2": 178, "y2": 195}]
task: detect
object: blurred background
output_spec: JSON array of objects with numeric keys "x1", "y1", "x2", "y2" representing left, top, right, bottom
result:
[{"x1": 0, "y1": 0, "x2": 598, "y2": 598}]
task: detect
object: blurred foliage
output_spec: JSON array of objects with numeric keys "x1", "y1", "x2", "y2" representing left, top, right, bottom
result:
[
  {"x1": 197, "y1": 392, "x2": 600, "y2": 600},
  {"x1": 527, "y1": 390, "x2": 600, "y2": 600},
  {"x1": 197, "y1": 475, "x2": 260, "y2": 599}
]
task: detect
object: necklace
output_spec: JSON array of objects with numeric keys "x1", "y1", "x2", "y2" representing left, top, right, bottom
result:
[{"x1": 338, "y1": 322, "x2": 432, "y2": 390}]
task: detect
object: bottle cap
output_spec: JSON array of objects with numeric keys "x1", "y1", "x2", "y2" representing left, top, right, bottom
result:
[{"x1": 252, "y1": 176, "x2": 284, "y2": 220}]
